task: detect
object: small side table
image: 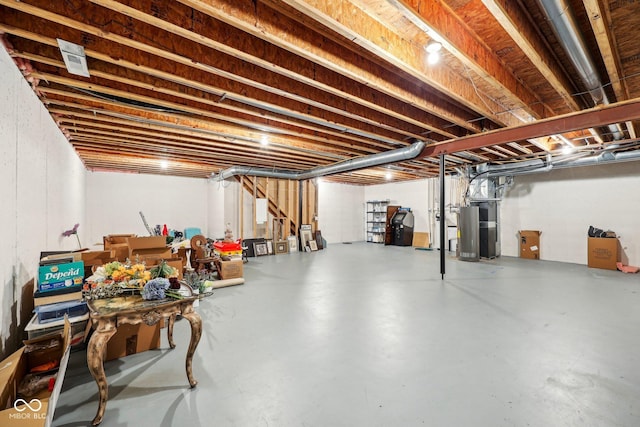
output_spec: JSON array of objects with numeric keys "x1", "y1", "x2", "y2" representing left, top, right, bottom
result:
[{"x1": 86, "y1": 295, "x2": 201, "y2": 425}]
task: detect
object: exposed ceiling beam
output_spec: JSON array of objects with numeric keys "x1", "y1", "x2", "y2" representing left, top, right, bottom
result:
[
  {"x1": 391, "y1": 0, "x2": 551, "y2": 122},
  {"x1": 88, "y1": 0, "x2": 458, "y2": 140},
  {"x1": 0, "y1": 2, "x2": 421, "y2": 146},
  {"x1": 582, "y1": 0, "x2": 635, "y2": 139},
  {"x1": 178, "y1": 0, "x2": 483, "y2": 133},
  {"x1": 420, "y1": 97, "x2": 640, "y2": 157},
  {"x1": 481, "y1": 0, "x2": 579, "y2": 112}
]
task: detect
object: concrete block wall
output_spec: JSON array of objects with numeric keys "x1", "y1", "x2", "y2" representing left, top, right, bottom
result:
[
  {"x1": 0, "y1": 47, "x2": 86, "y2": 358},
  {"x1": 500, "y1": 163, "x2": 640, "y2": 266},
  {"x1": 85, "y1": 171, "x2": 213, "y2": 247}
]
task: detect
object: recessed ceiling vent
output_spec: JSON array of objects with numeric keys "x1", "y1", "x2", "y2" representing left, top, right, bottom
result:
[{"x1": 57, "y1": 38, "x2": 90, "y2": 78}]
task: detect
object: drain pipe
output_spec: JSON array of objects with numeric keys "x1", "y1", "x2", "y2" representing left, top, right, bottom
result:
[
  {"x1": 537, "y1": 0, "x2": 623, "y2": 139},
  {"x1": 212, "y1": 140, "x2": 426, "y2": 181}
]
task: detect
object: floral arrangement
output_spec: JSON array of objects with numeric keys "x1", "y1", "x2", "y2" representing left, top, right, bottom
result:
[
  {"x1": 84, "y1": 259, "x2": 181, "y2": 300},
  {"x1": 105, "y1": 261, "x2": 151, "y2": 284},
  {"x1": 141, "y1": 278, "x2": 170, "y2": 300}
]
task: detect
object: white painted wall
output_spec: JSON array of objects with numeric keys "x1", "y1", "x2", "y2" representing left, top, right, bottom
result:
[
  {"x1": 85, "y1": 171, "x2": 211, "y2": 246},
  {"x1": 365, "y1": 179, "x2": 430, "y2": 232},
  {"x1": 362, "y1": 177, "x2": 463, "y2": 248},
  {"x1": 501, "y1": 163, "x2": 640, "y2": 266},
  {"x1": 208, "y1": 180, "x2": 226, "y2": 239},
  {"x1": 318, "y1": 181, "x2": 365, "y2": 243},
  {"x1": 0, "y1": 47, "x2": 85, "y2": 358}
]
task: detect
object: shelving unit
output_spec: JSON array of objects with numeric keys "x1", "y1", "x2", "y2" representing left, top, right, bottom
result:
[{"x1": 366, "y1": 200, "x2": 390, "y2": 243}]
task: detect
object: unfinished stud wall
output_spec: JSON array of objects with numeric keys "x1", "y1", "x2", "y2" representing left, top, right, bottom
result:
[
  {"x1": 501, "y1": 163, "x2": 640, "y2": 266},
  {"x1": 0, "y1": 47, "x2": 86, "y2": 359}
]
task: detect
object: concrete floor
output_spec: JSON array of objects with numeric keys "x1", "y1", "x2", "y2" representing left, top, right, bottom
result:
[{"x1": 53, "y1": 243, "x2": 639, "y2": 427}]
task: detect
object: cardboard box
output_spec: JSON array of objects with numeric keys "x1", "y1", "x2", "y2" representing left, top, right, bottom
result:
[
  {"x1": 587, "y1": 237, "x2": 619, "y2": 270},
  {"x1": 0, "y1": 319, "x2": 70, "y2": 427},
  {"x1": 37, "y1": 261, "x2": 84, "y2": 293},
  {"x1": 217, "y1": 259, "x2": 244, "y2": 280},
  {"x1": 104, "y1": 234, "x2": 136, "y2": 262},
  {"x1": 80, "y1": 250, "x2": 115, "y2": 276},
  {"x1": 412, "y1": 232, "x2": 430, "y2": 248},
  {"x1": 106, "y1": 323, "x2": 161, "y2": 361},
  {"x1": 33, "y1": 289, "x2": 83, "y2": 307},
  {"x1": 127, "y1": 236, "x2": 170, "y2": 261},
  {"x1": 519, "y1": 230, "x2": 541, "y2": 259},
  {"x1": 25, "y1": 313, "x2": 89, "y2": 348}
]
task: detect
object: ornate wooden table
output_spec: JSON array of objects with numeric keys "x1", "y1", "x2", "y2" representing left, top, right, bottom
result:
[{"x1": 86, "y1": 295, "x2": 202, "y2": 426}]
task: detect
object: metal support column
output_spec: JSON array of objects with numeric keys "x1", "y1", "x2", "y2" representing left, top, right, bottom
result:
[{"x1": 440, "y1": 154, "x2": 445, "y2": 280}]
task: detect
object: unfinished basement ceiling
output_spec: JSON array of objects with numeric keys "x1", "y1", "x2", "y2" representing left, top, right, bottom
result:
[{"x1": 1, "y1": 0, "x2": 640, "y2": 184}]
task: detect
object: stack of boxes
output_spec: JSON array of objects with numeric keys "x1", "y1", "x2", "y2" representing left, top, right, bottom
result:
[
  {"x1": 27, "y1": 255, "x2": 89, "y2": 348},
  {"x1": 34, "y1": 258, "x2": 87, "y2": 324}
]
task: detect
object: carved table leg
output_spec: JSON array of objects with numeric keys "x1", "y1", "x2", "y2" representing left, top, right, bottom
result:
[
  {"x1": 87, "y1": 320, "x2": 117, "y2": 426},
  {"x1": 167, "y1": 313, "x2": 177, "y2": 349},
  {"x1": 181, "y1": 306, "x2": 202, "y2": 388}
]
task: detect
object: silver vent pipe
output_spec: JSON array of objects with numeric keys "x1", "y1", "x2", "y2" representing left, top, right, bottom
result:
[
  {"x1": 537, "y1": 0, "x2": 623, "y2": 140},
  {"x1": 477, "y1": 148, "x2": 640, "y2": 178},
  {"x1": 212, "y1": 140, "x2": 426, "y2": 181}
]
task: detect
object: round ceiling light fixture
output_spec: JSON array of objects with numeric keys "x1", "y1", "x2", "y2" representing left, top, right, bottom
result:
[
  {"x1": 426, "y1": 42, "x2": 442, "y2": 53},
  {"x1": 426, "y1": 42, "x2": 442, "y2": 65}
]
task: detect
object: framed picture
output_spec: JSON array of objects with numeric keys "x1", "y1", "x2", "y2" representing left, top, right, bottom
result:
[
  {"x1": 266, "y1": 239, "x2": 274, "y2": 255},
  {"x1": 288, "y1": 235, "x2": 298, "y2": 252},
  {"x1": 275, "y1": 240, "x2": 289, "y2": 254},
  {"x1": 253, "y1": 242, "x2": 268, "y2": 256},
  {"x1": 314, "y1": 230, "x2": 324, "y2": 250},
  {"x1": 309, "y1": 240, "x2": 318, "y2": 251},
  {"x1": 300, "y1": 225, "x2": 313, "y2": 250}
]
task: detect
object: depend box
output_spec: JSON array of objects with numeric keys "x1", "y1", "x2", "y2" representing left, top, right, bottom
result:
[{"x1": 38, "y1": 261, "x2": 84, "y2": 293}]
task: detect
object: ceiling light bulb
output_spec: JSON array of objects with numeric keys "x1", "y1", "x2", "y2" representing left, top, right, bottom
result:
[
  {"x1": 385, "y1": 171, "x2": 392, "y2": 180},
  {"x1": 426, "y1": 42, "x2": 442, "y2": 53},
  {"x1": 260, "y1": 136, "x2": 269, "y2": 146},
  {"x1": 427, "y1": 52, "x2": 440, "y2": 65},
  {"x1": 160, "y1": 160, "x2": 168, "y2": 169},
  {"x1": 562, "y1": 146, "x2": 573, "y2": 155}
]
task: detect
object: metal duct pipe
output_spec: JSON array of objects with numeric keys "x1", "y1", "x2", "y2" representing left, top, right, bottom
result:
[
  {"x1": 552, "y1": 149, "x2": 640, "y2": 169},
  {"x1": 476, "y1": 158, "x2": 545, "y2": 174},
  {"x1": 537, "y1": 0, "x2": 623, "y2": 139},
  {"x1": 476, "y1": 149, "x2": 640, "y2": 178},
  {"x1": 213, "y1": 140, "x2": 426, "y2": 181}
]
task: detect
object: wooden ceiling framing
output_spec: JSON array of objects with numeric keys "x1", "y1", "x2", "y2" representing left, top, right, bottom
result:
[{"x1": 2, "y1": 0, "x2": 640, "y2": 184}]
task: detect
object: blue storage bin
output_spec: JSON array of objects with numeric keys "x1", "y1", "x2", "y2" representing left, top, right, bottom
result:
[{"x1": 184, "y1": 227, "x2": 202, "y2": 239}]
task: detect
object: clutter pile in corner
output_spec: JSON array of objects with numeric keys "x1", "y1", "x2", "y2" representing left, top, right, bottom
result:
[
  {"x1": 588, "y1": 225, "x2": 616, "y2": 238},
  {"x1": 588, "y1": 225, "x2": 639, "y2": 273}
]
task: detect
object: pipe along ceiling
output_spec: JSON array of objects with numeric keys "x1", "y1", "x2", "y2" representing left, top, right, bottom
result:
[{"x1": 212, "y1": 140, "x2": 426, "y2": 181}]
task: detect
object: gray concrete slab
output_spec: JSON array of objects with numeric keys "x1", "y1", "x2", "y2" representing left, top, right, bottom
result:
[{"x1": 53, "y1": 243, "x2": 640, "y2": 426}]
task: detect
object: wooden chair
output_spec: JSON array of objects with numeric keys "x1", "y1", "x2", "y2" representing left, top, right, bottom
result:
[{"x1": 190, "y1": 235, "x2": 217, "y2": 272}]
